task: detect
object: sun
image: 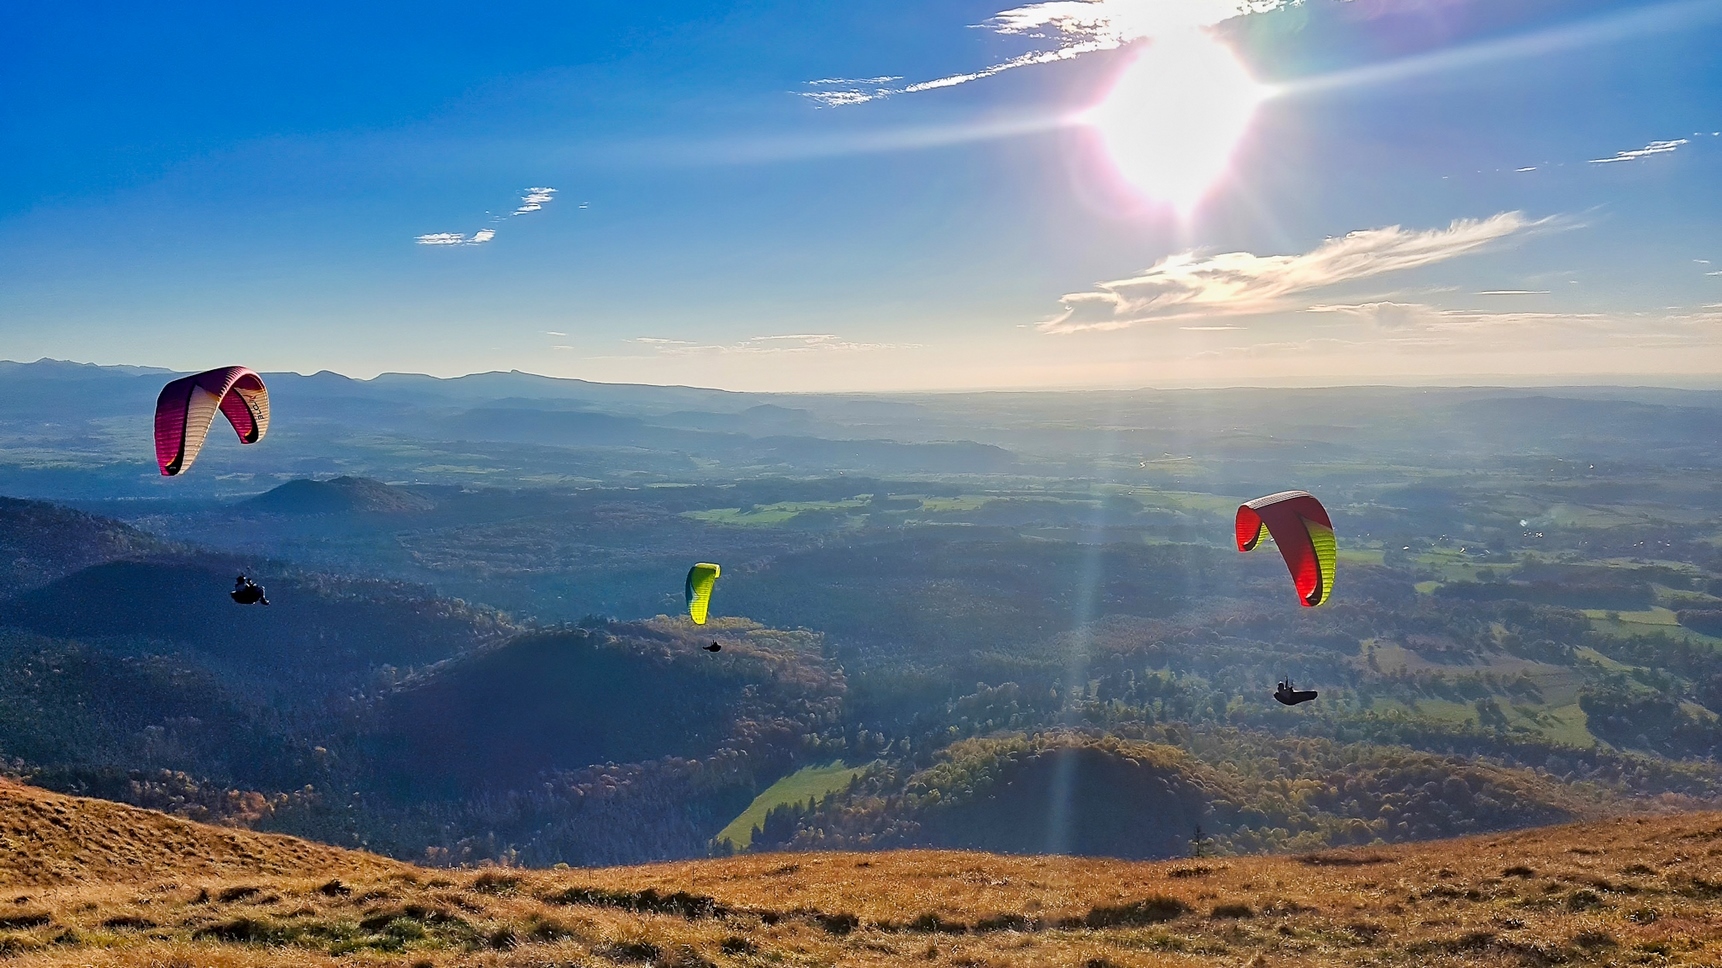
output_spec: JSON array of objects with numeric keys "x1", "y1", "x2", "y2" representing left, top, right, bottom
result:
[{"x1": 1086, "y1": 30, "x2": 1266, "y2": 215}]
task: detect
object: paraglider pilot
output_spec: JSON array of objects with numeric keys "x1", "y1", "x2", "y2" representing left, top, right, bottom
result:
[{"x1": 231, "y1": 574, "x2": 269, "y2": 606}]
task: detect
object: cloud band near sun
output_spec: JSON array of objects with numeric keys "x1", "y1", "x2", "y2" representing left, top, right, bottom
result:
[
  {"x1": 802, "y1": 0, "x2": 1284, "y2": 106},
  {"x1": 1041, "y1": 212, "x2": 1545, "y2": 332}
]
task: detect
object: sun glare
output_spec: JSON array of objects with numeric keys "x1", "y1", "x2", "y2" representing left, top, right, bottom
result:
[{"x1": 1086, "y1": 30, "x2": 1265, "y2": 215}]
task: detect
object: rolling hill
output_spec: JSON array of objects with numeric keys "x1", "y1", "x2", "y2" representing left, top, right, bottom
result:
[
  {"x1": 0, "y1": 497, "x2": 171, "y2": 597},
  {"x1": 0, "y1": 778, "x2": 1718, "y2": 966},
  {"x1": 243, "y1": 476, "x2": 437, "y2": 515}
]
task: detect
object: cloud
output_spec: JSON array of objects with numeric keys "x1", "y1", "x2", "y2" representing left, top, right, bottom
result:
[
  {"x1": 1590, "y1": 138, "x2": 1688, "y2": 163},
  {"x1": 631, "y1": 333, "x2": 910, "y2": 355},
  {"x1": 1475, "y1": 289, "x2": 1550, "y2": 295},
  {"x1": 801, "y1": 0, "x2": 1281, "y2": 105},
  {"x1": 514, "y1": 187, "x2": 557, "y2": 215},
  {"x1": 416, "y1": 186, "x2": 559, "y2": 246},
  {"x1": 1041, "y1": 212, "x2": 1542, "y2": 333},
  {"x1": 415, "y1": 229, "x2": 495, "y2": 246},
  {"x1": 1306, "y1": 301, "x2": 1604, "y2": 331}
]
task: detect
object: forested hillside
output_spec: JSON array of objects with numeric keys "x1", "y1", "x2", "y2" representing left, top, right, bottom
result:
[{"x1": 0, "y1": 372, "x2": 1718, "y2": 868}]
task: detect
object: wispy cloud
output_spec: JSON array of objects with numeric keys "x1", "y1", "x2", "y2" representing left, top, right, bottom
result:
[
  {"x1": 1590, "y1": 138, "x2": 1688, "y2": 163},
  {"x1": 631, "y1": 333, "x2": 910, "y2": 355},
  {"x1": 415, "y1": 230, "x2": 495, "y2": 246},
  {"x1": 1041, "y1": 212, "x2": 1542, "y2": 333},
  {"x1": 416, "y1": 186, "x2": 559, "y2": 246},
  {"x1": 801, "y1": 0, "x2": 1278, "y2": 106},
  {"x1": 1475, "y1": 289, "x2": 1550, "y2": 295},
  {"x1": 1306, "y1": 301, "x2": 1604, "y2": 331},
  {"x1": 514, "y1": 187, "x2": 557, "y2": 215}
]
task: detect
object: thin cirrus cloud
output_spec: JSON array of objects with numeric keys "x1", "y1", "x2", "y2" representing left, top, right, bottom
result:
[
  {"x1": 1590, "y1": 138, "x2": 1688, "y2": 163},
  {"x1": 801, "y1": 0, "x2": 1279, "y2": 106},
  {"x1": 631, "y1": 334, "x2": 910, "y2": 355},
  {"x1": 415, "y1": 187, "x2": 558, "y2": 246},
  {"x1": 514, "y1": 187, "x2": 556, "y2": 214},
  {"x1": 1305, "y1": 301, "x2": 1605, "y2": 331},
  {"x1": 1040, "y1": 212, "x2": 1544, "y2": 333},
  {"x1": 414, "y1": 227, "x2": 498, "y2": 246}
]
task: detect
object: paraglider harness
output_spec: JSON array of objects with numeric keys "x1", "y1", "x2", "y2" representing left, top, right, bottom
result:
[
  {"x1": 1275, "y1": 678, "x2": 1317, "y2": 705},
  {"x1": 231, "y1": 574, "x2": 270, "y2": 606}
]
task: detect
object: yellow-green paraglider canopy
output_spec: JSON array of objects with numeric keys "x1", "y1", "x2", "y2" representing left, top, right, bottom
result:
[{"x1": 685, "y1": 562, "x2": 721, "y2": 625}]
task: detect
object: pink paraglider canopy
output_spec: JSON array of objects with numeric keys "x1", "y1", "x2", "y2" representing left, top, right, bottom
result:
[{"x1": 153, "y1": 366, "x2": 271, "y2": 476}]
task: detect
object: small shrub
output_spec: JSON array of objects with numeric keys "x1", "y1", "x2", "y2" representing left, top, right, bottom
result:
[
  {"x1": 659, "y1": 944, "x2": 716, "y2": 968},
  {"x1": 720, "y1": 935, "x2": 758, "y2": 955},
  {"x1": 527, "y1": 916, "x2": 575, "y2": 943},
  {"x1": 814, "y1": 911, "x2": 860, "y2": 935},
  {"x1": 100, "y1": 916, "x2": 158, "y2": 930},
  {"x1": 907, "y1": 912, "x2": 965, "y2": 934},
  {"x1": 471, "y1": 871, "x2": 522, "y2": 896},
  {"x1": 193, "y1": 917, "x2": 280, "y2": 944},
  {"x1": 317, "y1": 879, "x2": 352, "y2": 897},
  {"x1": 1503, "y1": 866, "x2": 1536, "y2": 878},
  {"x1": 1211, "y1": 903, "x2": 1254, "y2": 919},
  {"x1": 597, "y1": 939, "x2": 661, "y2": 962},
  {"x1": 973, "y1": 913, "x2": 1034, "y2": 932},
  {"x1": 0, "y1": 913, "x2": 50, "y2": 930},
  {"x1": 1081, "y1": 896, "x2": 1189, "y2": 928},
  {"x1": 218, "y1": 886, "x2": 263, "y2": 903}
]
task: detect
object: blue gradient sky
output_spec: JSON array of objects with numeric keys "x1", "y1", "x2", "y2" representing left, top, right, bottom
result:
[{"x1": 3, "y1": 0, "x2": 1720, "y2": 390}]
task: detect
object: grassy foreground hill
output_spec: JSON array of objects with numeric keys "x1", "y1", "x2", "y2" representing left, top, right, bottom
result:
[{"x1": 3, "y1": 778, "x2": 1721, "y2": 966}]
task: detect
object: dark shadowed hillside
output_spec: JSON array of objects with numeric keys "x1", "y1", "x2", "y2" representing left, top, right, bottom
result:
[
  {"x1": 0, "y1": 497, "x2": 170, "y2": 596},
  {"x1": 368, "y1": 620, "x2": 845, "y2": 794},
  {"x1": 0, "y1": 557, "x2": 512, "y2": 681},
  {"x1": 244, "y1": 476, "x2": 437, "y2": 514}
]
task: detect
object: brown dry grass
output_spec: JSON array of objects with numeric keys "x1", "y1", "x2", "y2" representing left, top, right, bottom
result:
[{"x1": 2, "y1": 779, "x2": 1720, "y2": 966}]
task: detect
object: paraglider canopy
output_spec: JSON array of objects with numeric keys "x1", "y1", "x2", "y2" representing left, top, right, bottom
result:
[
  {"x1": 1235, "y1": 490, "x2": 1335, "y2": 607},
  {"x1": 704, "y1": 642, "x2": 722, "y2": 652},
  {"x1": 154, "y1": 367, "x2": 271, "y2": 476},
  {"x1": 685, "y1": 562, "x2": 721, "y2": 625}
]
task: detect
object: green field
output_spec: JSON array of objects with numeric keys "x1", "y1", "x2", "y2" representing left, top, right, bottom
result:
[
  {"x1": 682, "y1": 499, "x2": 869, "y2": 526},
  {"x1": 1583, "y1": 607, "x2": 1722, "y2": 647},
  {"x1": 717, "y1": 762, "x2": 867, "y2": 849}
]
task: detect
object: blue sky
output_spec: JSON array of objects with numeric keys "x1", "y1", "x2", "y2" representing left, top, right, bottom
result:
[{"x1": 3, "y1": 0, "x2": 1720, "y2": 390}]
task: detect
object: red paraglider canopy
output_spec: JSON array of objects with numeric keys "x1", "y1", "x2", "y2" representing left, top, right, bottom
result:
[
  {"x1": 1235, "y1": 490, "x2": 1336, "y2": 607},
  {"x1": 153, "y1": 366, "x2": 271, "y2": 476}
]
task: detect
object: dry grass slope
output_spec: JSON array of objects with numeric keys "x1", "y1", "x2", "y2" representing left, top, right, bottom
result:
[{"x1": 1, "y1": 779, "x2": 1720, "y2": 966}]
